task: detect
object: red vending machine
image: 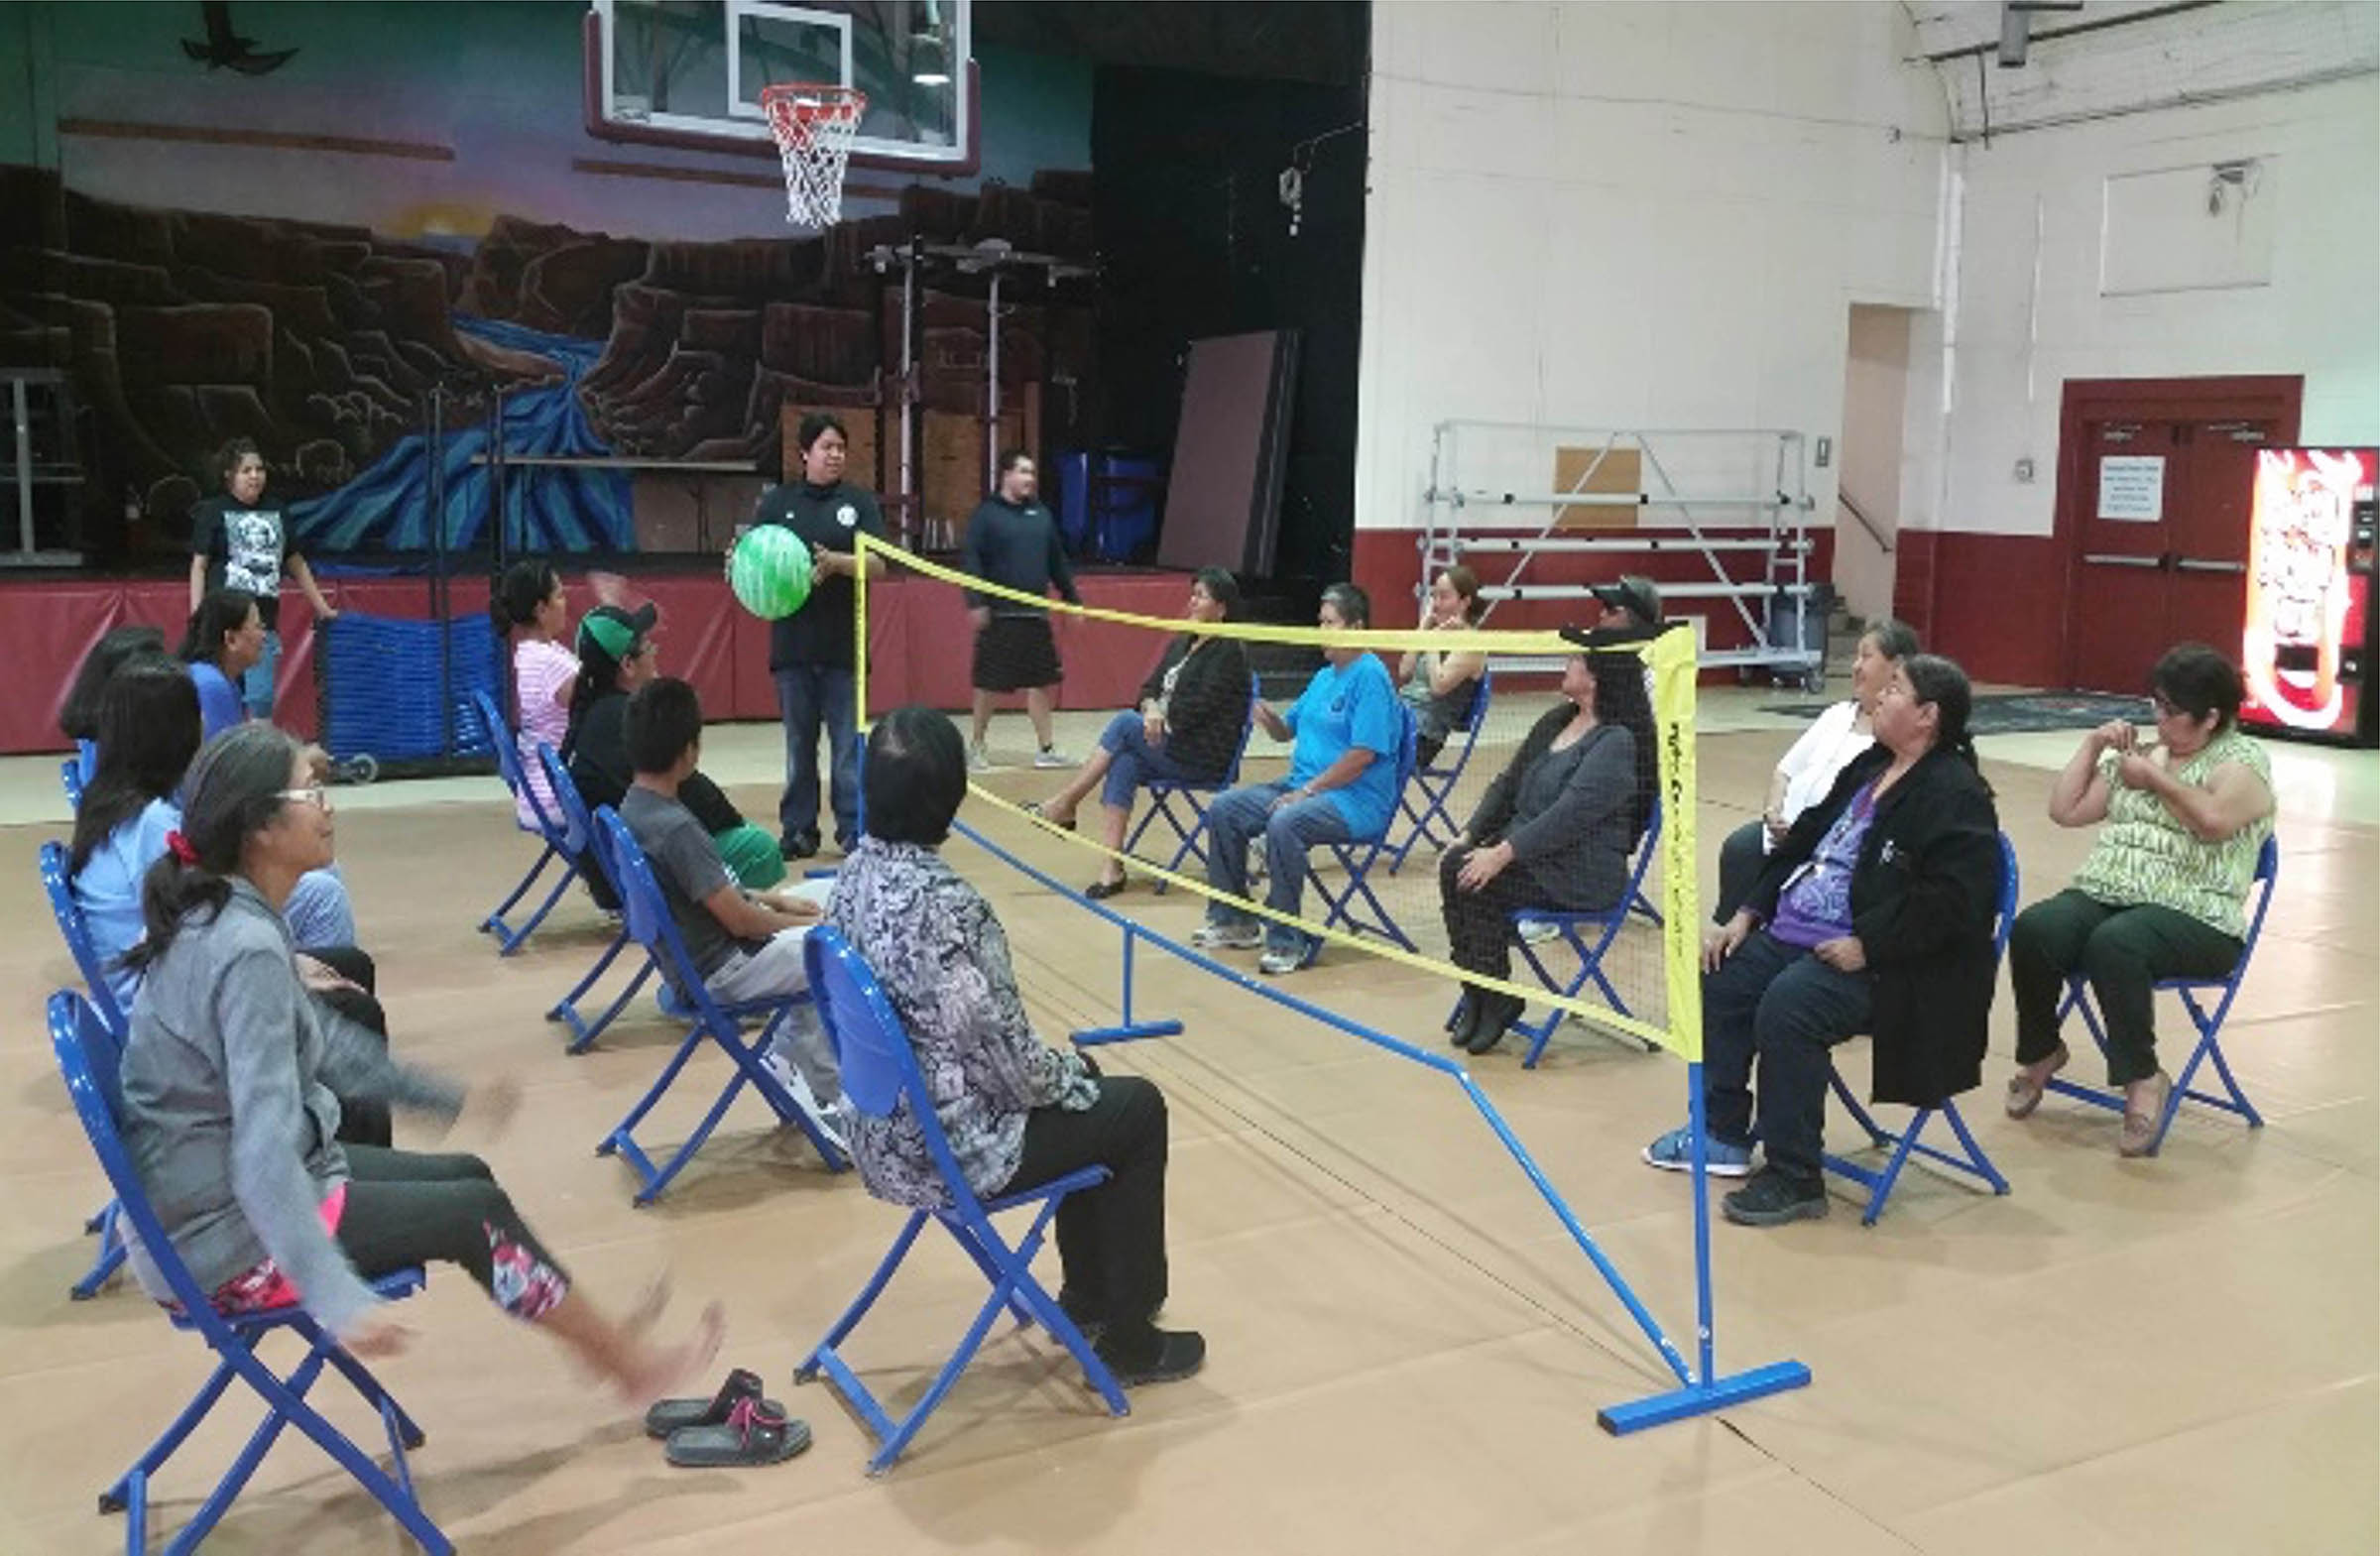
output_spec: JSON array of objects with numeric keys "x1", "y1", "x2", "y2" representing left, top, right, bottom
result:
[{"x1": 2241, "y1": 446, "x2": 2377, "y2": 746}]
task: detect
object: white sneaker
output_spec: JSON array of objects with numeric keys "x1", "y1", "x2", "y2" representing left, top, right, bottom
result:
[
  {"x1": 1190, "y1": 920, "x2": 1263, "y2": 950},
  {"x1": 1517, "y1": 918, "x2": 1560, "y2": 946},
  {"x1": 764, "y1": 1050, "x2": 848, "y2": 1155},
  {"x1": 969, "y1": 743, "x2": 994, "y2": 774},
  {"x1": 1032, "y1": 746, "x2": 1075, "y2": 770}
]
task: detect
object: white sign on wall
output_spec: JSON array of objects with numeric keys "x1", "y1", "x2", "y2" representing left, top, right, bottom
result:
[{"x1": 2097, "y1": 455, "x2": 2166, "y2": 522}]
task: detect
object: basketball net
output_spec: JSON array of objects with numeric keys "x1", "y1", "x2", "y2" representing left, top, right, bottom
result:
[{"x1": 761, "y1": 83, "x2": 868, "y2": 229}]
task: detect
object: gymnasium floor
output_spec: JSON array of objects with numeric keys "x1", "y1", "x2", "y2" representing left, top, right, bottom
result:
[{"x1": 0, "y1": 689, "x2": 2372, "y2": 1554}]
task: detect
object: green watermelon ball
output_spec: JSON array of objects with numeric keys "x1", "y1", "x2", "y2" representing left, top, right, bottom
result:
[{"x1": 729, "y1": 527, "x2": 813, "y2": 620}]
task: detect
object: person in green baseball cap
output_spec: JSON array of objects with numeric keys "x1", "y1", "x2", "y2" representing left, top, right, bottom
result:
[{"x1": 562, "y1": 604, "x2": 784, "y2": 901}]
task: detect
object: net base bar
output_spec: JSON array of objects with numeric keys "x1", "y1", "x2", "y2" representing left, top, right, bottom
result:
[
  {"x1": 1597, "y1": 1362, "x2": 1815, "y2": 1435},
  {"x1": 949, "y1": 815, "x2": 1811, "y2": 1428}
]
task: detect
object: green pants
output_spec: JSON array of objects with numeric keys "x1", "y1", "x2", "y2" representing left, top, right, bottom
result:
[
  {"x1": 711, "y1": 823, "x2": 788, "y2": 892},
  {"x1": 2009, "y1": 889, "x2": 2241, "y2": 1086}
]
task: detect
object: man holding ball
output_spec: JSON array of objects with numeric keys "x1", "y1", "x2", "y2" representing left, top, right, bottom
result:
[{"x1": 752, "y1": 412, "x2": 886, "y2": 860}]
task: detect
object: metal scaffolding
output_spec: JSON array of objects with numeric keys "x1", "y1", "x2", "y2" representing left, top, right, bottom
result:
[{"x1": 1421, "y1": 420, "x2": 1825, "y2": 686}]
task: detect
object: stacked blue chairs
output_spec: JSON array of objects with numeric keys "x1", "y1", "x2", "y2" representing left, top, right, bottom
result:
[
  {"x1": 61, "y1": 756, "x2": 84, "y2": 810},
  {"x1": 317, "y1": 610, "x2": 499, "y2": 770},
  {"x1": 538, "y1": 746, "x2": 654, "y2": 1053},
  {"x1": 1124, "y1": 694, "x2": 1257, "y2": 895},
  {"x1": 40, "y1": 839, "x2": 130, "y2": 1298},
  {"x1": 49, "y1": 990, "x2": 449, "y2": 1555},
  {"x1": 2044, "y1": 834, "x2": 2280, "y2": 1156},
  {"x1": 1385, "y1": 666, "x2": 1493, "y2": 874},
  {"x1": 1821, "y1": 831, "x2": 2020, "y2": 1224},
  {"x1": 469, "y1": 688, "x2": 583, "y2": 954},
  {"x1": 590, "y1": 807, "x2": 849, "y2": 1204},
  {"x1": 1296, "y1": 707, "x2": 1423, "y2": 964},
  {"x1": 1480, "y1": 800, "x2": 1666, "y2": 1066},
  {"x1": 794, "y1": 928, "x2": 1127, "y2": 1474}
]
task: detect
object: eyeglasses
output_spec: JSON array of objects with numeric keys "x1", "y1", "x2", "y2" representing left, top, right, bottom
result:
[
  {"x1": 2149, "y1": 692, "x2": 2186, "y2": 719},
  {"x1": 278, "y1": 785, "x2": 331, "y2": 810}
]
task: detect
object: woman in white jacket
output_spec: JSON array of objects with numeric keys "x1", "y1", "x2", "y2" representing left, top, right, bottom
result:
[{"x1": 1713, "y1": 619, "x2": 1921, "y2": 922}]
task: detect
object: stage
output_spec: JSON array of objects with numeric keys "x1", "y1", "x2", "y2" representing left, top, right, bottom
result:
[{"x1": 4, "y1": 567, "x2": 1200, "y2": 757}]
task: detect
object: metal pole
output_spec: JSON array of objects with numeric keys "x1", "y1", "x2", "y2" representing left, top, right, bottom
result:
[
  {"x1": 431, "y1": 386, "x2": 453, "y2": 760},
  {"x1": 11, "y1": 380, "x2": 34, "y2": 555},
  {"x1": 899, "y1": 237, "x2": 918, "y2": 550},
  {"x1": 984, "y1": 265, "x2": 1002, "y2": 494}
]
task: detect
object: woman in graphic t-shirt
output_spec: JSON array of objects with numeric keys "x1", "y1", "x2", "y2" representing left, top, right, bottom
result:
[{"x1": 187, "y1": 438, "x2": 338, "y2": 721}]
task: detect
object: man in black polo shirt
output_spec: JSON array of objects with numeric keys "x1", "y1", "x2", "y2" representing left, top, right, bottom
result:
[{"x1": 751, "y1": 412, "x2": 886, "y2": 858}]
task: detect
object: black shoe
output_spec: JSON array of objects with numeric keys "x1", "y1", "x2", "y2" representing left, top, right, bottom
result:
[
  {"x1": 1448, "y1": 986, "x2": 1480, "y2": 1046},
  {"x1": 1462, "y1": 993, "x2": 1523, "y2": 1054},
  {"x1": 1094, "y1": 1325, "x2": 1206, "y2": 1387},
  {"x1": 1085, "y1": 876, "x2": 1128, "y2": 901},
  {"x1": 1721, "y1": 1169, "x2": 1829, "y2": 1227},
  {"x1": 779, "y1": 830, "x2": 820, "y2": 861}
]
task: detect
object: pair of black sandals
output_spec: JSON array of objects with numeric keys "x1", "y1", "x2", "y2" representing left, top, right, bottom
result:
[{"x1": 644, "y1": 1369, "x2": 810, "y2": 1468}]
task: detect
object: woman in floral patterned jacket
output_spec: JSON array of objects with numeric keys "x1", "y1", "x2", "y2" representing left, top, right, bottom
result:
[{"x1": 829, "y1": 706, "x2": 1206, "y2": 1386}]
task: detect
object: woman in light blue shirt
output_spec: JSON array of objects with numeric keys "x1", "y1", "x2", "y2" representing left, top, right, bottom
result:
[
  {"x1": 179, "y1": 587, "x2": 265, "y2": 742},
  {"x1": 1196, "y1": 583, "x2": 1409, "y2": 975}
]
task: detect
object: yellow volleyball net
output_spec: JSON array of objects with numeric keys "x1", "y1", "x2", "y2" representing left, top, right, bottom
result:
[{"x1": 853, "y1": 536, "x2": 1704, "y2": 1060}]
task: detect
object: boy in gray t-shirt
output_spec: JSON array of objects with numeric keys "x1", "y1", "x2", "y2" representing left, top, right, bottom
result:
[{"x1": 620, "y1": 677, "x2": 840, "y2": 1110}]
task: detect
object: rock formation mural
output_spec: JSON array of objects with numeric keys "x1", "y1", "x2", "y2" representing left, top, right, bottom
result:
[{"x1": 0, "y1": 163, "x2": 1095, "y2": 558}]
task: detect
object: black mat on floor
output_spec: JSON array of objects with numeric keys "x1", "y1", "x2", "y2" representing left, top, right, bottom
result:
[{"x1": 1760, "y1": 690, "x2": 2155, "y2": 736}]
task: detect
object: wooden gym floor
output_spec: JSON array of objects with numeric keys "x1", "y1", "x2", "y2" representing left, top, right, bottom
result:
[{"x1": 0, "y1": 692, "x2": 2371, "y2": 1554}]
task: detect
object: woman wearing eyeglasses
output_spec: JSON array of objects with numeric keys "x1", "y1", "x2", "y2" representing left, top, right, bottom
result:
[
  {"x1": 2003, "y1": 643, "x2": 2276, "y2": 1156},
  {"x1": 117, "y1": 721, "x2": 722, "y2": 1400}
]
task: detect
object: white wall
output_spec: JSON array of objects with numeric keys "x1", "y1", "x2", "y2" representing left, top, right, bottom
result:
[
  {"x1": 1355, "y1": 1, "x2": 1951, "y2": 533},
  {"x1": 1928, "y1": 74, "x2": 2380, "y2": 539}
]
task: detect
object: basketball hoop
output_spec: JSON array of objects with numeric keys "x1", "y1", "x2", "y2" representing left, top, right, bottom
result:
[{"x1": 760, "y1": 83, "x2": 868, "y2": 229}]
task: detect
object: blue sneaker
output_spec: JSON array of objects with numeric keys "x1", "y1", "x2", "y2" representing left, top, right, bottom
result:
[{"x1": 1641, "y1": 1125, "x2": 1754, "y2": 1177}]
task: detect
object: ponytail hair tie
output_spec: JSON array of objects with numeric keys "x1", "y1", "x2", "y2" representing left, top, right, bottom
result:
[{"x1": 165, "y1": 830, "x2": 199, "y2": 867}]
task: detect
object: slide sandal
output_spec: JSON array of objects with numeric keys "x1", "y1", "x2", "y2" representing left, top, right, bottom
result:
[
  {"x1": 665, "y1": 1397, "x2": 811, "y2": 1469},
  {"x1": 644, "y1": 1368, "x2": 784, "y2": 1440}
]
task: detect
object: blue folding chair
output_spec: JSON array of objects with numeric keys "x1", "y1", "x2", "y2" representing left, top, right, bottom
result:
[
  {"x1": 1301, "y1": 707, "x2": 1423, "y2": 963},
  {"x1": 1386, "y1": 667, "x2": 1492, "y2": 874},
  {"x1": 2044, "y1": 833, "x2": 2280, "y2": 1156},
  {"x1": 1475, "y1": 799, "x2": 1666, "y2": 1067},
  {"x1": 539, "y1": 747, "x2": 654, "y2": 1054},
  {"x1": 794, "y1": 928, "x2": 1128, "y2": 1474},
  {"x1": 40, "y1": 839, "x2": 131, "y2": 1298},
  {"x1": 61, "y1": 756, "x2": 85, "y2": 810},
  {"x1": 591, "y1": 807, "x2": 848, "y2": 1204},
  {"x1": 1125, "y1": 693, "x2": 1257, "y2": 895},
  {"x1": 47, "y1": 990, "x2": 449, "y2": 1555},
  {"x1": 1821, "y1": 830, "x2": 2019, "y2": 1224},
  {"x1": 469, "y1": 688, "x2": 582, "y2": 954}
]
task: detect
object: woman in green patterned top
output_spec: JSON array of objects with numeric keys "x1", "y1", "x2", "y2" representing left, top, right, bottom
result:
[{"x1": 2003, "y1": 644, "x2": 2275, "y2": 1155}]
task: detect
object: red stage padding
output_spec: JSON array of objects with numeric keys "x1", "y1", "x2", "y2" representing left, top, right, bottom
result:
[{"x1": 7, "y1": 570, "x2": 1198, "y2": 756}]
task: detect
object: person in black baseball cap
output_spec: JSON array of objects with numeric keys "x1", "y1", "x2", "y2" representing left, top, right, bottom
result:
[{"x1": 1590, "y1": 575, "x2": 1663, "y2": 632}]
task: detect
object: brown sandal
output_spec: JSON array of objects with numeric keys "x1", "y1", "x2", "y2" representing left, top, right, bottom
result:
[{"x1": 2004, "y1": 1044, "x2": 2068, "y2": 1119}]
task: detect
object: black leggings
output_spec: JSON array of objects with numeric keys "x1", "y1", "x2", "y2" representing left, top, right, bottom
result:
[
  {"x1": 306, "y1": 946, "x2": 393, "y2": 1149},
  {"x1": 1439, "y1": 844, "x2": 1575, "y2": 982},
  {"x1": 337, "y1": 1145, "x2": 572, "y2": 1320}
]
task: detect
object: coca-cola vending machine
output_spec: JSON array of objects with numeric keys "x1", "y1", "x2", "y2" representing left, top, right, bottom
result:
[{"x1": 2241, "y1": 446, "x2": 2377, "y2": 746}]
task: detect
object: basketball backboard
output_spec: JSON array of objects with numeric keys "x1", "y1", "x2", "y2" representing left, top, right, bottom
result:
[{"x1": 586, "y1": 0, "x2": 976, "y2": 173}]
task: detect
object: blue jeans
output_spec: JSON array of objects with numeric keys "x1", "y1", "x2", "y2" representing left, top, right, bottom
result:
[
  {"x1": 1096, "y1": 710, "x2": 1206, "y2": 808},
  {"x1": 775, "y1": 664, "x2": 859, "y2": 847},
  {"x1": 1203, "y1": 781, "x2": 1354, "y2": 954},
  {"x1": 1702, "y1": 930, "x2": 1872, "y2": 1189},
  {"x1": 241, "y1": 628, "x2": 281, "y2": 721}
]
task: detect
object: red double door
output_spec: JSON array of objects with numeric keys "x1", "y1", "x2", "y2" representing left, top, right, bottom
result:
[{"x1": 2058, "y1": 377, "x2": 2302, "y2": 695}]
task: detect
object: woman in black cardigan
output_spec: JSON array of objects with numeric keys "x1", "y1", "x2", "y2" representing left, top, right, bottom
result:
[
  {"x1": 1029, "y1": 567, "x2": 1253, "y2": 898},
  {"x1": 1644, "y1": 654, "x2": 2001, "y2": 1227},
  {"x1": 1441, "y1": 633, "x2": 1658, "y2": 1053}
]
